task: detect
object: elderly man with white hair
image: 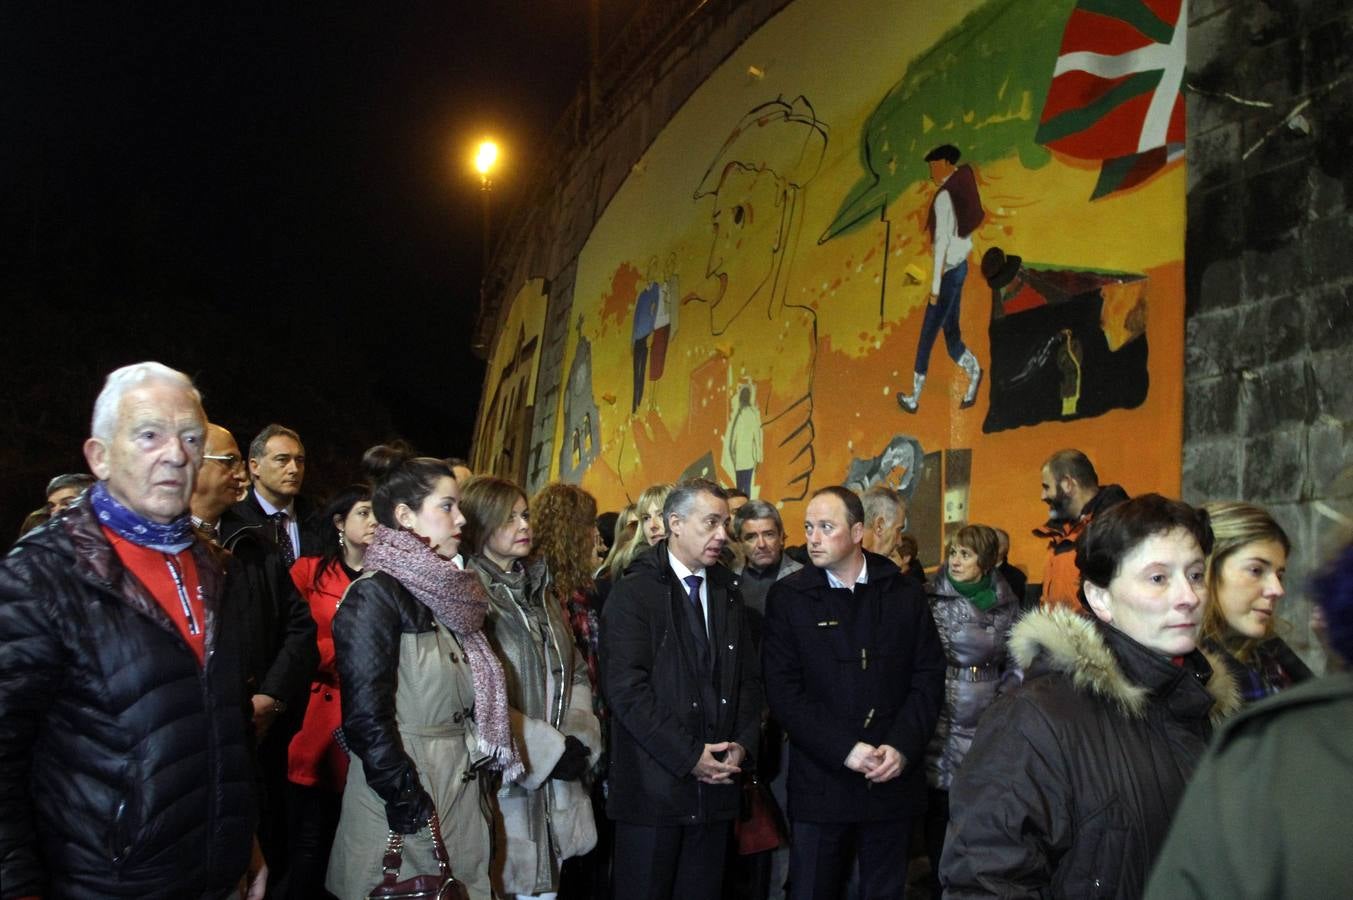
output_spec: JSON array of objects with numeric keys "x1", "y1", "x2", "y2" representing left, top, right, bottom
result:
[{"x1": 0, "y1": 361, "x2": 265, "y2": 899}]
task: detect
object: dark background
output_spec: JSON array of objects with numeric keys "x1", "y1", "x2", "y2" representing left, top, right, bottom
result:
[{"x1": 1, "y1": 2, "x2": 638, "y2": 534}]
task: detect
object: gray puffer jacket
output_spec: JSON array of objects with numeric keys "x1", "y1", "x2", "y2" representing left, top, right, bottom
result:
[{"x1": 924, "y1": 566, "x2": 1021, "y2": 791}]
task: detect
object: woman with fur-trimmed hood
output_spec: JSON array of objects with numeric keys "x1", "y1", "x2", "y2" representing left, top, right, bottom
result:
[{"x1": 941, "y1": 495, "x2": 1240, "y2": 900}]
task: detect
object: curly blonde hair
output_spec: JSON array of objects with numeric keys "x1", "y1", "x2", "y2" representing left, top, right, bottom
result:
[{"x1": 532, "y1": 483, "x2": 599, "y2": 601}]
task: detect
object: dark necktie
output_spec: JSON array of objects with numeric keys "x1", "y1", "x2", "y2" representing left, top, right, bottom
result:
[
  {"x1": 683, "y1": 574, "x2": 706, "y2": 635},
  {"x1": 273, "y1": 511, "x2": 296, "y2": 568},
  {"x1": 199, "y1": 521, "x2": 220, "y2": 545}
]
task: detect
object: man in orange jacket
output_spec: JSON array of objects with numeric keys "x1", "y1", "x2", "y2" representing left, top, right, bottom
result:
[{"x1": 1033, "y1": 449, "x2": 1128, "y2": 612}]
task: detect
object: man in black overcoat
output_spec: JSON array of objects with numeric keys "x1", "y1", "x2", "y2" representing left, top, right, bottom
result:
[
  {"x1": 602, "y1": 478, "x2": 763, "y2": 900},
  {"x1": 763, "y1": 486, "x2": 944, "y2": 899}
]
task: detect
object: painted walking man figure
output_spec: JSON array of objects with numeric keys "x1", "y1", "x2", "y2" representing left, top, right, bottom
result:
[{"x1": 898, "y1": 144, "x2": 985, "y2": 414}]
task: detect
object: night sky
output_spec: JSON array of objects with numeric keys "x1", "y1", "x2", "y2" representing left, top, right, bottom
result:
[{"x1": 2, "y1": 3, "x2": 635, "y2": 532}]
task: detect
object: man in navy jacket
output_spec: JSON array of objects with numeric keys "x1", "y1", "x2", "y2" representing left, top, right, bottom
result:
[{"x1": 763, "y1": 486, "x2": 944, "y2": 899}]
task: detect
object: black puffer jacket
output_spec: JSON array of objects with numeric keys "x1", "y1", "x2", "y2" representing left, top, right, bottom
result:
[
  {"x1": 0, "y1": 502, "x2": 255, "y2": 899},
  {"x1": 330, "y1": 570, "x2": 440, "y2": 833},
  {"x1": 941, "y1": 608, "x2": 1241, "y2": 899},
  {"x1": 601, "y1": 543, "x2": 762, "y2": 825}
]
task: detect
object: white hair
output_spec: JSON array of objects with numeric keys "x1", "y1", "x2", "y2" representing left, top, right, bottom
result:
[
  {"x1": 861, "y1": 483, "x2": 904, "y2": 527},
  {"x1": 90, "y1": 362, "x2": 202, "y2": 441}
]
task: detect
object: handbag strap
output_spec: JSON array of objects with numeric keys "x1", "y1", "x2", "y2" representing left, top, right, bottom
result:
[{"x1": 380, "y1": 810, "x2": 453, "y2": 885}]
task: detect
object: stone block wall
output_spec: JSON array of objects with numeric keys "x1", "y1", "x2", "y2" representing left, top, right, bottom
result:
[{"x1": 1185, "y1": 0, "x2": 1353, "y2": 670}]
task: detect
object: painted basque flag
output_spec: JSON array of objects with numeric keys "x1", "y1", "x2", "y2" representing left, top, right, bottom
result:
[{"x1": 1036, "y1": 0, "x2": 1188, "y2": 199}]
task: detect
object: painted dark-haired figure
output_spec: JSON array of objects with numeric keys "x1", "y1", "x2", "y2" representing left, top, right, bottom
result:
[{"x1": 898, "y1": 144, "x2": 985, "y2": 415}]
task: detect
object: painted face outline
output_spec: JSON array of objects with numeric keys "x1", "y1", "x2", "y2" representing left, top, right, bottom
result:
[{"x1": 702, "y1": 164, "x2": 788, "y2": 328}]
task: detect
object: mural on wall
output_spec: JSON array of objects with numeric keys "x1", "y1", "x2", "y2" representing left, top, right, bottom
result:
[
  {"x1": 472, "y1": 279, "x2": 549, "y2": 486},
  {"x1": 478, "y1": 0, "x2": 1189, "y2": 577}
]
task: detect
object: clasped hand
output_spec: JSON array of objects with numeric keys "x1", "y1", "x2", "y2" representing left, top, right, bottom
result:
[
  {"x1": 844, "y1": 741, "x2": 905, "y2": 783},
  {"x1": 692, "y1": 741, "x2": 744, "y2": 784}
]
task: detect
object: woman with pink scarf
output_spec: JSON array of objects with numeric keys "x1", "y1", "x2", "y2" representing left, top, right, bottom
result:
[{"x1": 326, "y1": 445, "x2": 522, "y2": 900}]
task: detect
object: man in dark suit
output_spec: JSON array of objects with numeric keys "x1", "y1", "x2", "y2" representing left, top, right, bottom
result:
[
  {"x1": 763, "y1": 486, "x2": 945, "y2": 899},
  {"x1": 225, "y1": 423, "x2": 322, "y2": 564},
  {"x1": 602, "y1": 478, "x2": 763, "y2": 900},
  {"x1": 213, "y1": 423, "x2": 319, "y2": 887}
]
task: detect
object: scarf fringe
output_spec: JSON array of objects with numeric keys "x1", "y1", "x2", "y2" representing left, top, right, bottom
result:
[{"x1": 481, "y1": 735, "x2": 525, "y2": 784}]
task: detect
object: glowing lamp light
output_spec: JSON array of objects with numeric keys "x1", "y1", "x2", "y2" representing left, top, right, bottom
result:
[{"x1": 475, "y1": 140, "x2": 499, "y2": 177}]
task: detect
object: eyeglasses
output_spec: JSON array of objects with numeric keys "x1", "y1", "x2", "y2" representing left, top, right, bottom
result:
[{"x1": 203, "y1": 453, "x2": 244, "y2": 469}]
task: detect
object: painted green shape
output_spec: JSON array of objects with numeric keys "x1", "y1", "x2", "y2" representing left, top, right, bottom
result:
[
  {"x1": 1090, "y1": 154, "x2": 1139, "y2": 199},
  {"x1": 821, "y1": 0, "x2": 1078, "y2": 243},
  {"x1": 1034, "y1": 68, "x2": 1161, "y2": 145},
  {"x1": 1076, "y1": 0, "x2": 1174, "y2": 44}
]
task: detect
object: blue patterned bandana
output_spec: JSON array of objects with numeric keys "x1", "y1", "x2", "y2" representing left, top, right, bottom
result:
[{"x1": 90, "y1": 480, "x2": 195, "y2": 552}]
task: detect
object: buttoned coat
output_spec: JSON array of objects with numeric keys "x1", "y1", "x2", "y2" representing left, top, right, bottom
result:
[
  {"x1": 601, "y1": 542, "x2": 762, "y2": 826},
  {"x1": 762, "y1": 551, "x2": 945, "y2": 823},
  {"x1": 466, "y1": 554, "x2": 599, "y2": 895}
]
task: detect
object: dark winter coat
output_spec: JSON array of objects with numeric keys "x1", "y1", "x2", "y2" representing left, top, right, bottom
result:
[
  {"x1": 762, "y1": 551, "x2": 945, "y2": 823},
  {"x1": 216, "y1": 510, "x2": 319, "y2": 726},
  {"x1": 941, "y1": 608, "x2": 1241, "y2": 899},
  {"x1": 924, "y1": 566, "x2": 1021, "y2": 791},
  {"x1": 224, "y1": 490, "x2": 326, "y2": 559},
  {"x1": 1145, "y1": 671, "x2": 1352, "y2": 899},
  {"x1": 0, "y1": 502, "x2": 256, "y2": 899},
  {"x1": 600, "y1": 542, "x2": 762, "y2": 826}
]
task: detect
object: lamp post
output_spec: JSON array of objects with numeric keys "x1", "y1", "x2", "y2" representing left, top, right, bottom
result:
[{"x1": 474, "y1": 139, "x2": 500, "y2": 298}]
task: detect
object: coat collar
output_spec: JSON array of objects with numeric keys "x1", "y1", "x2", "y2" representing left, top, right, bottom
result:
[
  {"x1": 47, "y1": 501, "x2": 229, "y2": 659},
  {"x1": 1011, "y1": 607, "x2": 1241, "y2": 724},
  {"x1": 797, "y1": 549, "x2": 900, "y2": 594}
]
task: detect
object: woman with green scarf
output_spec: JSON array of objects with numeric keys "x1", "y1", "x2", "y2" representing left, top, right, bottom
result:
[{"x1": 921, "y1": 523, "x2": 1022, "y2": 896}]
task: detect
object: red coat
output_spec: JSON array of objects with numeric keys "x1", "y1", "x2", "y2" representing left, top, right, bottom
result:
[{"x1": 287, "y1": 556, "x2": 351, "y2": 791}]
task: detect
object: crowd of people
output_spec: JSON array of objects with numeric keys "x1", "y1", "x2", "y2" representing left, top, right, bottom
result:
[{"x1": 1, "y1": 360, "x2": 1348, "y2": 900}]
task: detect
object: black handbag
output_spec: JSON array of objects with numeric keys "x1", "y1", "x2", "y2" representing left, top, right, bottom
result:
[{"x1": 366, "y1": 811, "x2": 469, "y2": 900}]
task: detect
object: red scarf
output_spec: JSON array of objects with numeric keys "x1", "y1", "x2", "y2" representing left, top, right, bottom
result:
[{"x1": 104, "y1": 526, "x2": 206, "y2": 665}]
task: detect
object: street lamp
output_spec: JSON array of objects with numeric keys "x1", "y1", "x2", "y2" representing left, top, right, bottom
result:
[
  {"x1": 473, "y1": 138, "x2": 500, "y2": 308},
  {"x1": 475, "y1": 139, "x2": 499, "y2": 187}
]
